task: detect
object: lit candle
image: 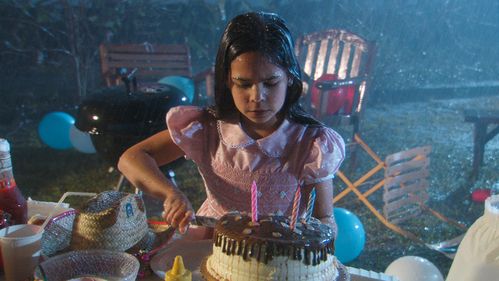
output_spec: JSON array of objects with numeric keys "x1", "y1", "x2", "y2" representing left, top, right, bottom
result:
[
  {"x1": 251, "y1": 180, "x2": 258, "y2": 222},
  {"x1": 290, "y1": 185, "x2": 301, "y2": 230},
  {"x1": 305, "y1": 187, "x2": 316, "y2": 222}
]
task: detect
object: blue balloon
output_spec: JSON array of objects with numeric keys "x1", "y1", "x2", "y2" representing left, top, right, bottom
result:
[
  {"x1": 334, "y1": 207, "x2": 366, "y2": 263},
  {"x1": 158, "y1": 76, "x2": 195, "y2": 103},
  {"x1": 38, "y1": 111, "x2": 75, "y2": 150}
]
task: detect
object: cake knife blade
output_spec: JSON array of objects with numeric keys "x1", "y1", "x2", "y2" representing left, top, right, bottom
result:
[
  {"x1": 160, "y1": 211, "x2": 218, "y2": 228},
  {"x1": 190, "y1": 215, "x2": 218, "y2": 228}
]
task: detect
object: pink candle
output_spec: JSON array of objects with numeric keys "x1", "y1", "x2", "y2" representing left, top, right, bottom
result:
[
  {"x1": 251, "y1": 180, "x2": 258, "y2": 222},
  {"x1": 290, "y1": 185, "x2": 301, "y2": 230}
]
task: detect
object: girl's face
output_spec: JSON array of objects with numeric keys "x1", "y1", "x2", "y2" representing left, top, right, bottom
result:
[{"x1": 228, "y1": 52, "x2": 288, "y2": 137}]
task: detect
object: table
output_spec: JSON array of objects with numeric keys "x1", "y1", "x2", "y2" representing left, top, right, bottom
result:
[
  {"x1": 464, "y1": 109, "x2": 499, "y2": 181},
  {"x1": 0, "y1": 262, "x2": 396, "y2": 281},
  {"x1": 0, "y1": 228, "x2": 398, "y2": 281},
  {"x1": 1, "y1": 211, "x2": 399, "y2": 281},
  {"x1": 0, "y1": 273, "x2": 160, "y2": 281},
  {"x1": 0, "y1": 268, "x2": 162, "y2": 280}
]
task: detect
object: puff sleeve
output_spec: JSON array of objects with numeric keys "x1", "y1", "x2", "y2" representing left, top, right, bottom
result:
[
  {"x1": 301, "y1": 127, "x2": 345, "y2": 185},
  {"x1": 166, "y1": 105, "x2": 207, "y2": 164}
]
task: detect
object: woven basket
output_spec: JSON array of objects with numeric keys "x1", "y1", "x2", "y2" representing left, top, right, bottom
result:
[
  {"x1": 41, "y1": 210, "x2": 77, "y2": 257},
  {"x1": 34, "y1": 249, "x2": 139, "y2": 281}
]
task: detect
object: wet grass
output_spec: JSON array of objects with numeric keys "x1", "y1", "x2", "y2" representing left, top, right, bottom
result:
[{"x1": 2, "y1": 94, "x2": 498, "y2": 278}]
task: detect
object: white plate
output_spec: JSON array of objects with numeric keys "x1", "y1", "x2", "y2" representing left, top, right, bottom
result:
[
  {"x1": 151, "y1": 239, "x2": 350, "y2": 281},
  {"x1": 150, "y1": 239, "x2": 212, "y2": 281}
]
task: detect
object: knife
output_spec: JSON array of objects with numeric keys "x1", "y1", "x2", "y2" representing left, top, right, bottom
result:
[
  {"x1": 190, "y1": 215, "x2": 218, "y2": 228},
  {"x1": 159, "y1": 212, "x2": 218, "y2": 228}
]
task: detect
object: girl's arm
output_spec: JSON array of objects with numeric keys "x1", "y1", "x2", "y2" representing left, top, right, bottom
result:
[
  {"x1": 117, "y1": 129, "x2": 194, "y2": 233},
  {"x1": 309, "y1": 180, "x2": 337, "y2": 238}
]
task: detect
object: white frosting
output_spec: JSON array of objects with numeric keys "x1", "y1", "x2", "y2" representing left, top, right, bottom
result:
[{"x1": 205, "y1": 243, "x2": 339, "y2": 281}]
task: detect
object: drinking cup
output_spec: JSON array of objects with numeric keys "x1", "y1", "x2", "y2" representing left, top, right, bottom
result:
[{"x1": 0, "y1": 224, "x2": 44, "y2": 281}]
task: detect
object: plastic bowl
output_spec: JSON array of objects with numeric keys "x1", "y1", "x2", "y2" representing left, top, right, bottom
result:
[{"x1": 34, "y1": 249, "x2": 139, "y2": 281}]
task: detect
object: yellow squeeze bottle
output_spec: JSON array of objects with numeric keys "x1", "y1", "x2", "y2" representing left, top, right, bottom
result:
[{"x1": 165, "y1": 255, "x2": 192, "y2": 281}]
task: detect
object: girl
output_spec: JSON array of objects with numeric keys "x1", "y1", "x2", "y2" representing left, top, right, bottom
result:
[{"x1": 118, "y1": 12, "x2": 345, "y2": 236}]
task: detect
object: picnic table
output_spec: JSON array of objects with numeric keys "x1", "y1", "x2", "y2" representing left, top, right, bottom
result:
[
  {"x1": 0, "y1": 237, "x2": 397, "y2": 281},
  {"x1": 0, "y1": 202, "x2": 397, "y2": 281},
  {"x1": 0, "y1": 267, "x2": 162, "y2": 281},
  {"x1": 464, "y1": 109, "x2": 499, "y2": 181},
  {"x1": 0, "y1": 259, "x2": 396, "y2": 281}
]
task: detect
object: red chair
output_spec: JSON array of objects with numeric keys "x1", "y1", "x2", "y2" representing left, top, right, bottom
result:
[
  {"x1": 295, "y1": 29, "x2": 375, "y2": 127},
  {"x1": 295, "y1": 29, "x2": 375, "y2": 168},
  {"x1": 295, "y1": 29, "x2": 375, "y2": 169}
]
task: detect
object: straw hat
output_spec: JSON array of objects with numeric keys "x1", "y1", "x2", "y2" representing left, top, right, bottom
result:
[{"x1": 41, "y1": 191, "x2": 170, "y2": 257}]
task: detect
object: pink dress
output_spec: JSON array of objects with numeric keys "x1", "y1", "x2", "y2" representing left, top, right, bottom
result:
[{"x1": 166, "y1": 106, "x2": 345, "y2": 219}]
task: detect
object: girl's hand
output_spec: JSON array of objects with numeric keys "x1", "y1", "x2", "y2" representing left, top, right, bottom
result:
[
  {"x1": 308, "y1": 181, "x2": 337, "y2": 238},
  {"x1": 319, "y1": 215, "x2": 338, "y2": 239},
  {"x1": 162, "y1": 189, "x2": 195, "y2": 234}
]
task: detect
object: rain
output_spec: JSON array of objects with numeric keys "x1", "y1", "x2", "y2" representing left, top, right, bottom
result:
[{"x1": 0, "y1": 0, "x2": 498, "y2": 280}]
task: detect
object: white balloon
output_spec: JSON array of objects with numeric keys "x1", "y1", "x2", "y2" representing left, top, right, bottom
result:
[
  {"x1": 69, "y1": 125, "x2": 96, "y2": 154},
  {"x1": 385, "y1": 256, "x2": 444, "y2": 281}
]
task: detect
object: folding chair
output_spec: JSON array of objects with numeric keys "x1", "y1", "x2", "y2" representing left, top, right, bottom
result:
[
  {"x1": 295, "y1": 29, "x2": 375, "y2": 169},
  {"x1": 334, "y1": 135, "x2": 467, "y2": 258},
  {"x1": 294, "y1": 29, "x2": 376, "y2": 119}
]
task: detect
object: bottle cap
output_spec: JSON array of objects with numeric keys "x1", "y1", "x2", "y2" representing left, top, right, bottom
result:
[
  {"x1": 165, "y1": 255, "x2": 192, "y2": 281},
  {"x1": 0, "y1": 138, "x2": 10, "y2": 152},
  {"x1": 485, "y1": 194, "x2": 499, "y2": 215}
]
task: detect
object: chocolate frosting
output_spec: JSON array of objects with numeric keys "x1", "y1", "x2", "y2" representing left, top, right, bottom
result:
[{"x1": 213, "y1": 212, "x2": 335, "y2": 266}]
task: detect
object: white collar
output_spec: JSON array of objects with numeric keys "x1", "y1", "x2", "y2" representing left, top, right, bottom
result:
[{"x1": 218, "y1": 118, "x2": 298, "y2": 158}]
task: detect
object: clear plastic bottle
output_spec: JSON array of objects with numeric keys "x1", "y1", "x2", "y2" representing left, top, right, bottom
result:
[
  {"x1": 446, "y1": 194, "x2": 499, "y2": 281},
  {"x1": 0, "y1": 138, "x2": 27, "y2": 225}
]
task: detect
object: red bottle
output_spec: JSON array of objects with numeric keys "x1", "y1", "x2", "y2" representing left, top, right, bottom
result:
[
  {"x1": 0, "y1": 138, "x2": 27, "y2": 225},
  {"x1": 0, "y1": 139, "x2": 28, "y2": 271},
  {"x1": 0, "y1": 209, "x2": 10, "y2": 271}
]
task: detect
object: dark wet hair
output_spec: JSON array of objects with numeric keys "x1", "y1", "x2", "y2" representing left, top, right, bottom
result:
[{"x1": 210, "y1": 11, "x2": 322, "y2": 126}]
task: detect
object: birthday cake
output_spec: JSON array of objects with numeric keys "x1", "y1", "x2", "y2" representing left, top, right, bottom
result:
[{"x1": 200, "y1": 211, "x2": 339, "y2": 281}]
